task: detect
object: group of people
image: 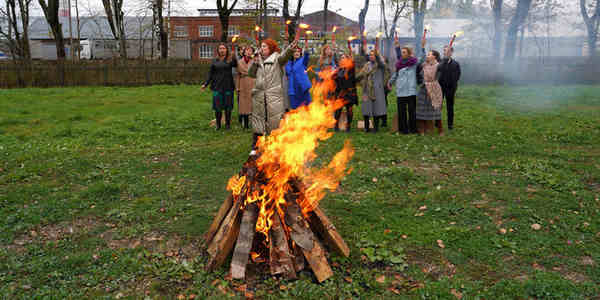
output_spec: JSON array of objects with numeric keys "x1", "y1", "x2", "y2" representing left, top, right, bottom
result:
[{"x1": 201, "y1": 33, "x2": 461, "y2": 151}]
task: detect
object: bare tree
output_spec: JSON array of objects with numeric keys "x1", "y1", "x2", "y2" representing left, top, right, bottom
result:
[
  {"x1": 490, "y1": 0, "x2": 503, "y2": 58},
  {"x1": 323, "y1": 0, "x2": 329, "y2": 43},
  {"x1": 153, "y1": 0, "x2": 167, "y2": 59},
  {"x1": 504, "y1": 0, "x2": 532, "y2": 61},
  {"x1": 102, "y1": 0, "x2": 127, "y2": 58},
  {"x1": 358, "y1": 0, "x2": 369, "y2": 56},
  {"x1": 217, "y1": 0, "x2": 240, "y2": 42},
  {"x1": 580, "y1": 0, "x2": 600, "y2": 57},
  {"x1": 413, "y1": 0, "x2": 426, "y2": 56},
  {"x1": 0, "y1": 0, "x2": 33, "y2": 60},
  {"x1": 282, "y1": 0, "x2": 305, "y2": 42},
  {"x1": 39, "y1": 0, "x2": 66, "y2": 60},
  {"x1": 381, "y1": 0, "x2": 408, "y2": 61}
]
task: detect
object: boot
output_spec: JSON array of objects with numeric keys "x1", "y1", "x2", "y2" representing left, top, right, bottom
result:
[
  {"x1": 225, "y1": 110, "x2": 232, "y2": 130},
  {"x1": 215, "y1": 111, "x2": 222, "y2": 130},
  {"x1": 363, "y1": 116, "x2": 370, "y2": 133},
  {"x1": 382, "y1": 115, "x2": 388, "y2": 127},
  {"x1": 417, "y1": 120, "x2": 425, "y2": 135},
  {"x1": 372, "y1": 116, "x2": 380, "y2": 133},
  {"x1": 346, "y1": 113, "x2": 353, "y2": 132},
  {"x1": 243, "y1": 115, "x2": 250, "y2": 129}
]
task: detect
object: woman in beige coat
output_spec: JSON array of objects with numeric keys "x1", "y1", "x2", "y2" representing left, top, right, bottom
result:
[
  {"x1": 235, "y1": 46, "x2": 255, "y2": 129},
  {"x1": 248, "y1": 38, "x2": 298, "y2": 152}
]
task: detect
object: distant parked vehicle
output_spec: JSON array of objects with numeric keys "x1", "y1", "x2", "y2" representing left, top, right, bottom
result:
[
  {"x1": 0, "y1": 51, "x2": 9, "y2": 60},
  {"x1": 79, "y1": 39, "x2": 119, "y2": 60}
]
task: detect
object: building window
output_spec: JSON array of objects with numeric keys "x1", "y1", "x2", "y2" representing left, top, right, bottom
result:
[
  {"x1": 174, "y1": 26, "x2": 188, "y2": 38},
  {"x1": 199, "y1": 44, "x2": 213, "y2": 58},
  {"x1": 227, "y1": 25, "x2": 240, "y2": 36},
  {"x1": 199, "y1": 25, "x2": 214, "y2": 37}
]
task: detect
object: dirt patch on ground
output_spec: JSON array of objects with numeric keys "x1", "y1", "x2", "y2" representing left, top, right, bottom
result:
[
  {"x1": 99, "y1": 228, "x2": 203, "y2": 259},
  {"x1": 4, "y1": 217, "x2": 102, "y2": 252}
]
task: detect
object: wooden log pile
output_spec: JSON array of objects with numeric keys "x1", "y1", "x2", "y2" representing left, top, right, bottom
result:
[{"x1": 204, "y1": 156, "x2": 349, "y2": 283}]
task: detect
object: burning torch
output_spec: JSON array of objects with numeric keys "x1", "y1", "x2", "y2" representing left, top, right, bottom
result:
[
  {"x1": 332, "y1": 26, "x2": 337, "y2": 44},
  {"x1": 423, "y1": 24, "x2": 431, "y2": 39},
  {"x1": 254, "y1": 25, "x2": 261, "y2": 46},
  {"x1": 347, "y1": 36, "x2": 357, "y2": 54},
  {"x1": 362, "y1": 29, "x2": 368, "y2": 50},
  {"x1": 231, "y1": 34, "x2": 239, "y2": 53},
  {"x1": 449, "y1": 31, "x2": 464, "y2": 48},
  {"x1": 299, "y1": 23, "x2": 310, "y2": 41},
  {"x1": 375, "y1": 31, "x2": 383, "y2": 52},
  {"x1": 285, "y1": 19, "x2": 292, "y2": 37}
]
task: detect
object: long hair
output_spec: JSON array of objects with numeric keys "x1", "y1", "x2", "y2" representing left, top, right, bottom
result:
[
  {"x1": 262, "y1": 38, "x2": 280, "y2": 56},
  {"x1": 401, "y1": 47, "x2": 414, "y2": 57},
  {"x1": 319, "y1": 44, "x2": 333, "y2": 68},
  {"x1": 430, "y1": 50, "x2": 441, "y2": 62},
  {"x1": 215, "y1": 43, "x2": 230, "y2": 61}
]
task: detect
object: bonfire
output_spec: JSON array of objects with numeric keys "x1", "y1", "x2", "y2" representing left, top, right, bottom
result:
[{"x1": 204, "y1": 61, "x2": 355, "y2": 282}]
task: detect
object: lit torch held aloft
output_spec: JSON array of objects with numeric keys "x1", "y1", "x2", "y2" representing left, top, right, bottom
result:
[
  {"x1": 449, "y1": 31, "x2": 464, "y2": 48},
  {"x1": 375, "y1": 32, "x2": 383, "y2": 52},
  {"x1": 362, "y1": 29, "x2": 368, "y2": 49},
  {"x1": 347, "y1": 36, "x2": 357, "y2": 53},
  {"x1": 298, "y1": 23, "x2": 310, "y2": 40},
  {"x1": 332, "y1": 26, "x2": 337, "y2": 44},
  {"x1": 285, "y1": 19, "x2": 292, "y2": 37},
  {"x1": 423, "y1": 24, "x2": 431, "y2": 39},
  {"x1": 254, "y1": 25, "x2": 261, "y2": 45},
  {"x1": 231, "y1": 34, "x2": 239, "y2": 52}
]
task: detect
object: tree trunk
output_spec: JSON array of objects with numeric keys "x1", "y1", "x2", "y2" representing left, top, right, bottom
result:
[
  {"x1": 504, "y1": 0, "x2": 532, "y2": 62},
  {"x1": 580, "y1": 0, "x2": 600, "y2": 57},
  {"x1": 219, "y1": 12, "x2": 229, "y2": 42},
  {"x1": 358, "y1": 0, "x2": 369, "y2": 56},
  {"x1": 323, "y1": 0, "x2": 329, "y2": 43},
  {"x1": 492, "y1": 0, "x2": 503, "y2": 59},
  {"x1": 17, "y1": 0, "x2": 31, "y2": 60},
  {"x1": 38, "y1": 0, "x2": 66, "y2": 60},
  {"x1": 413, "y1": 0, "x2": 426, "y2": 57}
]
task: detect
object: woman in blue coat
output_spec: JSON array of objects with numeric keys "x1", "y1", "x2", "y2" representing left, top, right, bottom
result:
[{"x1": 285, "y1": 39, "x2": 312, "y2": 109}]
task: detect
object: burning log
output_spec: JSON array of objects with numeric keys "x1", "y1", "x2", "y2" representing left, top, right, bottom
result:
[{"x1": 204, "y1": 61, "x2": 354, "y2": 283}]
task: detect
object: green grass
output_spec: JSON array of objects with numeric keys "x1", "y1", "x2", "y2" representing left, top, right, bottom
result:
[{"x1": 1, "y1": 84, "x2": 599, "y2": 299}]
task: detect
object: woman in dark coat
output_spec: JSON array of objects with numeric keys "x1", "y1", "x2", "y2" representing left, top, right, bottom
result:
[
  {"x1": 202, "y1": 43, "x2": 238, "y2": 130},
  {"x1": 334, "y1": 52, "x2": 358, "y2": 132}
]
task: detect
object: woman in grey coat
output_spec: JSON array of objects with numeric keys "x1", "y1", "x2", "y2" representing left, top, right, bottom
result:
[{"x1": 357, "y1": 46, "x2": 387, "y2": 133}]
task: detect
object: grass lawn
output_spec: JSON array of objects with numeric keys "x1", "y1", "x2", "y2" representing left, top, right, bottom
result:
[{"x1": 1, "y1": 84, "x2": 599, "y2": 299}]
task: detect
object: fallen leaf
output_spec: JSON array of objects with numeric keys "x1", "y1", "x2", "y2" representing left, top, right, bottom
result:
[
  {"x1": 437, "y1": 239, "x2": 445, "y2": 248},
  {"x1": 92, "y1": 254, "x2": 99, "y2": 260},
  {"x1": 235, "y1": 284, "x2": 247, "y2": 292},
  {"x1": 344, "y1": 277, "x2": 353, "y2": 283},
  {"x1": 217, "y1": 285, "x2": 228, "y2": 295},
  {"x1": 499, "y1": 228, "x2": 507, "y2": 234},
  {"x1": 376, "y1": 275, "x2": 386, "y2": 283},
  {"x1": 384, "y1": 229, "x2": 392, "y2": 234},
  {"x1": 245, "y1": 291, "x2": 254, "y2": 299},
  {"x1": 183, "y1": 273, "x2": 192, "y2": 280},
  {"x1": 211, "y1": 279, "x2": 220, "y2": 286},
  {"x1": 166, "y1": 251, "x2": 174, "y2": 257},
  {"x1": 189, "y1": 295, "x2": 196, "y2": 300},
  {"x1": 531, "y1": 223, "x2": 542, "y2": 230},
  {"x1": 414, "y1": 212, "x2": 424, "y2": 217},
  {"x1": 419, "y1": 205, "x2": 428, "y2": 211},
  {"x1": 401, "y1": 234, "x2": 408, "y2": 239},
  {"x1": 116, "y1": 292, "x2": 124, "y2": 299},
  {"x1": 388, "y1": 287, "x2": 401, "y2": 294},
  {"x1": 372, "y1": 177, "x2": 378, "y2": 183},
  {"x1": 450, "y1": 288, "x2": 463, "y2": 299},
  {"x1": 279, "y1": 285, "x2": 287, "y2": 290},
  {"x1": 177, "y1": 294, "x2": 185, "y2": 300}
]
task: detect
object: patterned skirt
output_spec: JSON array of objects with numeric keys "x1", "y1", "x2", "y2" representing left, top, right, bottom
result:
[
  {"x1": 212, "y1": 91, "x2": 234, "y2": 112},
  {"x1": 416, "y1": 85, "x2": 442, "y2": 120}
]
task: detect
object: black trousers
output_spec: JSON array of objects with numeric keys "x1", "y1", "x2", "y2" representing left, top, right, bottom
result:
[
  {"x1": 397, "y1": 96, "x2": 417, "y2": 134},
  {"x1": 442, "y1": 86, "x2": 457, "y2": 129}
]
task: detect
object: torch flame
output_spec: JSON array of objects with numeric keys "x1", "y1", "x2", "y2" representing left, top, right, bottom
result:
[
  {"x1": 250, "y1": 252, "x2": 261, "y2": 262},
  {"x1": 286, "y1": 20, "x2": 292, "y2": 25},
  {"x1": 376, "y1": 32, "x2": 383, "y2": 38},
  {"x1": 347, "y1": 36, "x2": 358, "y2": 41},
  {"x1": 299, "y1": 23, "x2": 310, "y2": 29},
  {"x1": 424, "y1": 24, "x2": 432, "y2": 31},
  {"x1": 362, "y1": 29, "x2": 368, "y2": 37},
  {"x1": 226, "y1": 174, "x2": 246, "y2": 196},
  {"x1": 231, "y1": 34, "x2": 239, "y2": 43},
  {"x1": 254, "y1": 25, "x2": 261, "y2": 32},
  {"x1": 332, "y1": 26, "x2": 337, "y2": 33},
  {"x1": 306, "y1": 30, "x2": 313, "y2": 35},
  {"x1": 453, "y1": 31, "x2": 464, "y2": 37}
]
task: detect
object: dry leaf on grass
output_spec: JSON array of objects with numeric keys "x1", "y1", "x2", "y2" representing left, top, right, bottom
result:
[
  {"x1": 531, "y1": 223, "x2": 542, "y2": 230},
  {"x1": 450, "y1": 288, "x2": 463, "y2": 299},
  {"x1": 344, "y1": 277, "x2": 353, "y2": 283},
  {"x1": 437, "y1": 239, "x2": 445, "y2": 248},
  {"x1": 376, "y1": 275, "x2": 386, "y2": 283}
]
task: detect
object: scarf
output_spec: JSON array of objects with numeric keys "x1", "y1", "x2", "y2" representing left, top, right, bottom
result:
[
  {"x1": 243, "y1": 56, "x2": 251, "y2": 64},
  {"x1": 423, "y1": 61, "x2": 443, "y2": 110},
  {"x1": 395, "y1": 57, "x2": 417, "y2": 71}
]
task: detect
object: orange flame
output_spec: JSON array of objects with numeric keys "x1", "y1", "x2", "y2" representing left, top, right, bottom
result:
[
  {"x1": 286, "y1": 20, "x2": 292, "y2": 25},
  {"x1": 226, "y1": 59, "x2": 354, "y2": 243},
  {"x1": 305, "y1": 65, "x2": 314, "y2": 74},
  {"x1": 226, "y1": 175, "x2": 246, "y2": 196},
  {"x1": 254, "y1": 25, "x2": 261, "y2": 32},
  {"x1": 376, "y1": 32, "x2": 383, "y2": 38},
  {"x1": 306, "y1": 30, "x2": 313, "y2": 35},
  {"x1": 332, "y1": 26, "x2": 337, "y2": 33},
  {"x1": 232, "y1": 34, "x2": 239, "y2": 43},
  {"x1": 362, "y1": 29, "x2": 368, "y2": 37},
  {"x1": 299, "y1": 23, "x2": 310, "y2": 29},
  {"x1": 250, "y1": 252, "x2": 260, "y2": 262},
  {"x1": 347, "y1": 36, "x2": 358, "y2": 41}
]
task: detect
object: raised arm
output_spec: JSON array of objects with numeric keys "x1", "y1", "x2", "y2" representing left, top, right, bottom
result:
[
  {"x1": 278, "y1": 40, "x2": 298, "y2": 67},
  {"x1": 202, "y1": 62, "x2": 215, "y2": 89}
]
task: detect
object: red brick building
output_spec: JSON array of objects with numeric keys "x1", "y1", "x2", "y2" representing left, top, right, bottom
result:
[
  {"x1": 167, "y1": 9, "x2": 360, "y2": 60},
  {"x1": 168, "y1": 9, "x2": 283, "y2": 60}
]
